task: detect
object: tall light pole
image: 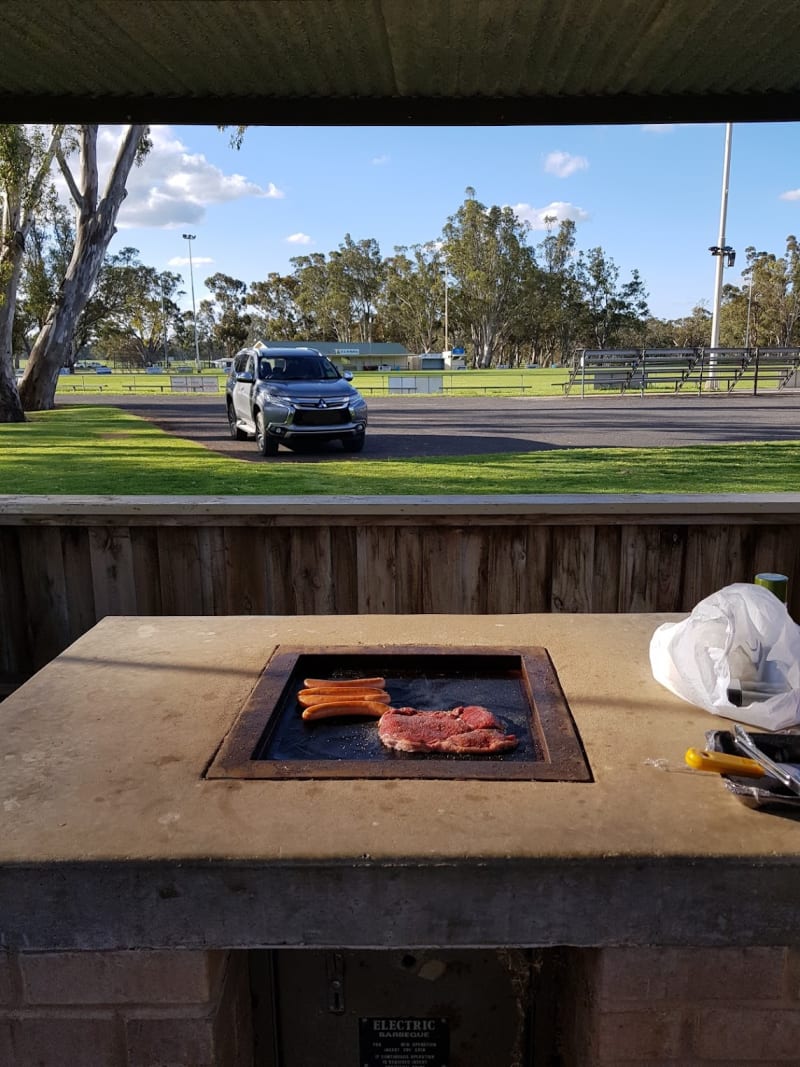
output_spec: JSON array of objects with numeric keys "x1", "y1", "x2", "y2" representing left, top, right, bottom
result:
[
  {"x1": 443, "y1": 276, "x2": 449, "y2": 355},
  {"x1": 708, "y1": 122, "x2": 734, "y2": 387},
  {"x1": 182, "y1": 233, "x2": 201, "y2": 373},
  {"x1": 159, "y1": 275, "x2": 169, "y2": 367}
]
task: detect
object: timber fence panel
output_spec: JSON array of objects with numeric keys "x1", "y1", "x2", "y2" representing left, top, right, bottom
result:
[
  {"x1": 221, "y1": 527, "x2": 268, "y2": 614},
  {"x1": 0, "y1": 528, "x2": 33, "y2": 679},
  {"x1": 290, "y1": 527, "x2": 334, "y2": 614},
  {"x1": 486, "y1": 527, "x2": 533, "y2": 613},
  {"x1": 655, "y1": 527, "x2": 688, "y2": 612},
  {"x1": 592, "y1": 525, "x2": 622, "y2": 612},
  {"x1": 356, "y1": 525, "x2": 398, "y2": 613},
  {"x1": 156, "y1": 526, "x2": 205, "y2": 615},
  {"x1": 420, "y1": 526, "x2": 488, "y2": 613},
  {"x1": 330, "y1": 525, "x2": 359, "y2": 615},
  {"x1": 263, "y1": 528, "x2": 295, "y2": 614},
  {"x1": 198, "y1": 526, "x2": 228, "y2": 614},
  {"x1": 551, "y1": 526, "x2": 596, "y2": 612},
  {"x1": 61, "y1": 526, "x2": 97, "y2": 644},
  {"x1": 4, "y1": 498, "x2": 800, "y2": 685},
  {"x1": 394, "y1": 527, "x2": 425, "y2": 613},
  {"x1": 18, "y1": 527, "x2": 72, "y2": 670},
  {"x1": 751, "y1": 525, "x2": 800, "y2": 597},
  {"x1": 88, "y1": 526, "x2": 138, "y2": 618},
  {"x1": 130, "y1": 527, "x2": 163, "y2": 615}
]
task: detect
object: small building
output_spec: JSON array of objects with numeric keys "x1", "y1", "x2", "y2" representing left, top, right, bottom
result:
[{"x1": 407, "y1": 353, "x2": 446, "y2": 371}]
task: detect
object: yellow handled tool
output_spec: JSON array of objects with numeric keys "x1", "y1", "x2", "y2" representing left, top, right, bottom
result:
[{"x1": 684, "y1": 747, "x2": 765, "y2": 778}]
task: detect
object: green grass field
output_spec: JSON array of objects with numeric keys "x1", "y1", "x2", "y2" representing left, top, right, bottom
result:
[
  {"x1": 49, "y1": 367, "x2": 574, "y2": 398},
  {"x1": 47, "y1": 366, "x2": 774, "y2": 399},
  {"x1": 2, "y1": 406, "x2": 799, "y2": 495}
]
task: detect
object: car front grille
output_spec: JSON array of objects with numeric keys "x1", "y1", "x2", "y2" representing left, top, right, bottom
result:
[{"x1": 293, "y1": 408, "x2": 350, "y2": 427}]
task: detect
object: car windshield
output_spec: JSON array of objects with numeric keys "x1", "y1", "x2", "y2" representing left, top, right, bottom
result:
[{"x1": 257, "y1": 355, "x2": 341, "y2": 382}]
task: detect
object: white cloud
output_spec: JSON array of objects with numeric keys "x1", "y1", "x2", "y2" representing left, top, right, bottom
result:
[
  {"x1": 371, "y1": 154, "x2": 390, "y2": 165},
  {"x1": 55, "y1": 126, "x2": 285, "y2": 230},
  {"x1": 641, "y1": 124, "x2": 677, "y2": 134},
  {"x1": 167, "y1": 255, "x2": 215, "y2": 267},
  {"x1": 780, "y1": 189, "x2": 800, "y2": 201},
  {"x1": 286, "y1": 232, "x2": 312, "y2": 245},
  {"x1": 512, "y1": 201, "x2": 590, "y2": 230},
  {"x1": 543, "y1": 151, "x2": 588, "y2": 178}
]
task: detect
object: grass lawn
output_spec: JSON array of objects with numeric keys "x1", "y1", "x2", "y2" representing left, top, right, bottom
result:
[
  {"x1": 2, "y1": 406, "x2": 800, "y2": 495},
  {"x1": 51, "y1": 368, "x2": 573, "y2": 398}
]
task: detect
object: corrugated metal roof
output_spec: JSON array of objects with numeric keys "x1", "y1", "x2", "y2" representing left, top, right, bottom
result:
[{"x1": 1, "y1": 0, "x2": 798, "y2": 123}]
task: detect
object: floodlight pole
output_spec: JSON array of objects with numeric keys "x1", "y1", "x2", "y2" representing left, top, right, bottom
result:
[
  {"x1": 444, "y1": 277, "x2": 449, "y2": 354},
  {"x1": 708, "y1": 123, "x2": 733, "y2": 384},
  {"x1": 182, "y1": 233, "x2": 201, "y2": 373},
  {"x1": 160, "y1": 276, "x2": 169, "y2": 367}
]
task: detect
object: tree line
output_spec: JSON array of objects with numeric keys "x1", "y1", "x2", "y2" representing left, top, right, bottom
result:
[{"x1": 3, "y1": 126, "x2": 800, "y2": 424}]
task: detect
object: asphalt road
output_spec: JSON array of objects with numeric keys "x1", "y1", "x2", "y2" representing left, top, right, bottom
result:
[{"x1": 70, "y1": 392, "x2": 800, "y2": 462}]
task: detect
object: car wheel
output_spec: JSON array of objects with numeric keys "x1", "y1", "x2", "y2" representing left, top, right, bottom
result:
[
  {"x1": 228, "y1": 403, "x2": 246, "y2": 440},
  {"x1": 256, "y1": 411, "x2": 279, "y2": 456},
  {"x1": 342, "y1": 432, "x2": 365, "y2": 453}
]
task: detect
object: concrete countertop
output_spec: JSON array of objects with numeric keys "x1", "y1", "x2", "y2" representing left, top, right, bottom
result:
[{"x1": 2, "y1": 613, "x2": 799, "y2": 951}]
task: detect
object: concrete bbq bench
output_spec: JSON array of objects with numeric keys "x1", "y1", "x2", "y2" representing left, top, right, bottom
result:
[{"x1": 2, "y1": 613, "x2": 800, "y2": 1066}]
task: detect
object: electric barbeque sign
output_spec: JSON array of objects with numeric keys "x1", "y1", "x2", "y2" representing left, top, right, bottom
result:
[{"x1": 359, "y1": 1017, "x2": 449, "y2": 1067}]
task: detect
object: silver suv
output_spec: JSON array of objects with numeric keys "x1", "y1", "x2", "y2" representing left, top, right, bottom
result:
[{"x1": 226, "y1": 345, "x2": 368, "y2": 456}]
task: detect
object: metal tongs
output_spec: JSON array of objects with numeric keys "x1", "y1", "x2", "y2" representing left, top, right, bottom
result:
[{"x1": 733, "y1": 725, "x2": 800, "y2": 796}]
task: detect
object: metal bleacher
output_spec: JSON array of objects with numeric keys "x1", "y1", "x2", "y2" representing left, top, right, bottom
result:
[
  {"x1": 563, "y1": 347, "x2": 800, "y2": 396},
  {"x1": 740, "y1": 348, "x2": 800, "y2": 392}
]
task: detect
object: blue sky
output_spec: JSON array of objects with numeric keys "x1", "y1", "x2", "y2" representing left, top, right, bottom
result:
[{"x1": 100, "y1": 122, "x2": 800, "y2": 322}]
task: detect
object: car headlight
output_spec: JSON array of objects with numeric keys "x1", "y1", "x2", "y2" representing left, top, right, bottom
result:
[{"x1": 266, "y1": 391, "x2": 293, "y2": 409}]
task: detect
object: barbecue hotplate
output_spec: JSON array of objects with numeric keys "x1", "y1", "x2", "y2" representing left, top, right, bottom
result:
[{"x1": 206, "y1": 646, "x2": 591, "y2": 781}]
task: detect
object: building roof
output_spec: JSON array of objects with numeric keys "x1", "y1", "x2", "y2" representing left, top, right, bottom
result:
[
  {"x1": 2, "y1": 1, "x2": 799, "y2": 124},
  {"x1": 259, "y1": 341, "x2": 409, "y2": 356}
]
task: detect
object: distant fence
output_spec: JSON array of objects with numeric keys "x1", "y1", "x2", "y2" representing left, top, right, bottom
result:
[
  {"x1": 2, "y1": 495, "x2": 800, "y2": 686},
  {"x1": 170, "y1": 375, "x2": 219, "y2": 393}
]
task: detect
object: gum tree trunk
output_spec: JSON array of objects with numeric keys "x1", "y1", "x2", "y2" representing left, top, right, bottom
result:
[
  {"x1": 0, "y1": 124, "x2": 64, "y2": 422},
  {"x1": 19, "y1": 124, "x2": 147, "y2": 412}
]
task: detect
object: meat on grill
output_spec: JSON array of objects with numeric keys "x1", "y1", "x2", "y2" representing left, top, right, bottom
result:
[{"x1": 378, "y1": 704, "x2": 518, "y2": 754}]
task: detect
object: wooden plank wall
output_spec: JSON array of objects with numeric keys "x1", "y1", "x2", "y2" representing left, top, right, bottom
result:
[{"x1": 2, "y1": 502, "x2": 800, "y2": 680}]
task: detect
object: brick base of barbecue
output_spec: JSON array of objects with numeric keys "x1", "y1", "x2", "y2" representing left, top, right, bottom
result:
[
  {"x1": 2, "y1": 945, "x2": 800, "y2": 1063},
  {"x1": 557, "y1": 946, "x2": 800, "y2": 1064},
  {"x1": 0, "y1": 949, "x2": 252, "y2": 1066}
]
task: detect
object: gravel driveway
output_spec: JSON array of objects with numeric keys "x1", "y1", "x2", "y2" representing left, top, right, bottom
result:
[{"x1": 68, "y1": 392, "x2": 800, "y2": 462}]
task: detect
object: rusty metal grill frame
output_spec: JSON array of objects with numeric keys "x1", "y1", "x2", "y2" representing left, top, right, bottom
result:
[{"x1": 206, "y1": 645, "x2": 592, "y2": 781}]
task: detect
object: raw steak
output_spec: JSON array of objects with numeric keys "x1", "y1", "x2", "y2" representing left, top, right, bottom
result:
[{"x1": 378, "y1": 704, "x2": 518, "y2": 755}]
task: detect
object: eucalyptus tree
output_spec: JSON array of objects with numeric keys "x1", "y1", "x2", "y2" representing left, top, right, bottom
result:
[
  {"x1": 19, "y1": 124, "x2": 149, "y2": 411},
  {"x1": 441, "y1": 190, "x2": 532, "y2": 367},
  {"x1": 95, "y1": 253, "x2": 183, "y2": 367},
  {"x1": 290, "y1": 252, "x2": 352, "y2": 342},
  {"x1": 0, "y1": 124, "x2": 64, "y2": 422},
  {"x1": 746, "y1": 241, "x2": 800, "y2": 347},
  {"x1": 668, "y1": 304, "x2": 711, "y2": 348},
  {"x1": 575, "y1": 247, "x2": 650, "y2": 348},
  {"x1": 379, "y1": 242, "x2": 444, "y2": 353},
  {"x1": 247, "y1": 273, "x2": 301, "y2": 340},
  {"x1": 204, "y1": 272, "x2": 252, "y2": 356},
  {"x1": 534, "y1": 218, "x2": 585, "y2": 364},
  {"x1": 335, "y1": 234, "x2": 385, "y2": 343}
]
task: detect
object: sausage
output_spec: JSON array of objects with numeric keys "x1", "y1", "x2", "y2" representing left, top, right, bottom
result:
[
  {"x1": 303, "y1": 677, "x2": 385, "y2": 690},
  {"x1": 297, "y1": 688, "x2": 390, "y2": 708},
  {"x1": 301, "y1": 700, "x2": 390, "y2": 721}
]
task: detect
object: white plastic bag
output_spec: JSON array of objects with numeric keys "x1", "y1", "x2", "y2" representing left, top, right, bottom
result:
[{"x1": 649, "y1": 583, "x2": 800, "y2": 730}]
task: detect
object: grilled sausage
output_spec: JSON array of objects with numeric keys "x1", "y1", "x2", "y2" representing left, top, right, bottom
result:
[
  {"x1": 303, "y1": 677, "x2": 385, "y2": 689},
  {"x1": 301, "y1": 700, "x2": 390, "y2": 721},
  {"x1": 297, "y1": 688, "x2": 390, "y2": 708}
]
